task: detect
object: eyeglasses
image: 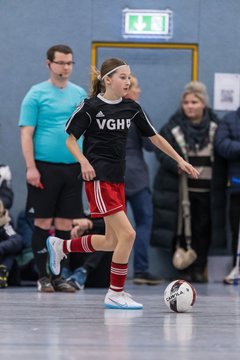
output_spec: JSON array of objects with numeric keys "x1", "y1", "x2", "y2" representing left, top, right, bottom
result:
[{"x1": 52, "y1": 61, "x2": 75, "y2": 66}]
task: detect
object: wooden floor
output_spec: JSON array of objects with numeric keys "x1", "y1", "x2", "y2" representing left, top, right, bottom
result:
[{"x1": 1, "y1": 281, "x2": 240, "y2": 360}]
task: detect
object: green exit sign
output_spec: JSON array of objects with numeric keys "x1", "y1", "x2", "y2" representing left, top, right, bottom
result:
[{"x1": 123, "y1": 9, "x2": 173, "y2": 38}]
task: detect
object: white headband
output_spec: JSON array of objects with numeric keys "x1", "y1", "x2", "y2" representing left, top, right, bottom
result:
[{"x1": 101, "y1": 64, "x2": 128, "y2": 80}]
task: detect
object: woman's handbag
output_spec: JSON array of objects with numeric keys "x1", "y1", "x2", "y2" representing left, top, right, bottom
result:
[{"x1": 172, "y1": 174, "x2": 197, "y2": 270}]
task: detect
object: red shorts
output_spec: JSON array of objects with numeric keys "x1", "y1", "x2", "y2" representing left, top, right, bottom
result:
[{"x1": 85, "y1": 180, "x2": 126, "y2": 218}]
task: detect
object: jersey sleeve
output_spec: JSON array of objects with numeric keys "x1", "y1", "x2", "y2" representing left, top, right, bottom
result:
[
  {"x1": 132, "y1": 103, "x2": 157, "y2": 137},
  {"x1": 65, "y1": 99, "x2": 92, "y2": 139},
  {"x1": 18, "y1": 87, "x2": 39, "y2": 127}
]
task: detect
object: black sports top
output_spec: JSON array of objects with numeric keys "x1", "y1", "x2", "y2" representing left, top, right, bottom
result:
[{"x1": 65, "y1": 94, "x2": 157, "y2": 183}]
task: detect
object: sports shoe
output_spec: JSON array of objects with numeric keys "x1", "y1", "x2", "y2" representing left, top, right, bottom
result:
[
  {"x1": 52, "y1": 277, "x2": 76, "y2": 292},
  {"x1": 0, "y1": 264, "x2": 8, "y2": 288},
  {"x1": 47, "y1": 236, "x2": 67, "y2": 276},
  {"x1": 37, "y1": 276, "x2": 55, "y2": 293},
  {"x1": 67, "y1": 267, "x2": 87, "y2": 290},
  {"x1": 104, "y1": 289, "x2": 143, "y2": 310},
  {"x1": 61, "y1": 267, "x2": 72, "y2": 280},
  {"x1": 223, "y1": 266, "x2": 240, "y2": 285},
  {"x1": 133, "y1": 272, "x2": 163, "y2": 285}
]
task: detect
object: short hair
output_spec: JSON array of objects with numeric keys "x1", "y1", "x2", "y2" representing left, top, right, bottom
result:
[
  {"x1": 181, "y1": 81, "x2": 209, "y2": 106},
  {"x1": 46, "y1": 44, "x2": 73, "y2": 62}
]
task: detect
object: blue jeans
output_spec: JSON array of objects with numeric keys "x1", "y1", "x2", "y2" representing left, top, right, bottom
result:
[{"x1": 126, "y1": 188, "x2": 153, "y2": 274}]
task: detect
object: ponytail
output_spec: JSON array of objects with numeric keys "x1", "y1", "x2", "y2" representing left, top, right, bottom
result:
[{"x1": 90, "y1": 66, "x2": 105, "y2": 97}]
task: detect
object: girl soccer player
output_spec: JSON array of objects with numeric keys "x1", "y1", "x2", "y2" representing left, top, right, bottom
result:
[{"x1": 47, "y1": 58, "x2": 199, "y2": 309}]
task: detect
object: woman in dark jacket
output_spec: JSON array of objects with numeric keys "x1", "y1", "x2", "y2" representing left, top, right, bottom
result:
[{"x1": 151, "y1": 81, "x2": 227, "y2": 282}]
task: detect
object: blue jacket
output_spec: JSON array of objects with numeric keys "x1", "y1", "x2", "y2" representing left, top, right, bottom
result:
[{"x1": 215, "y1": 107, "x2": 240, "y2": 192}]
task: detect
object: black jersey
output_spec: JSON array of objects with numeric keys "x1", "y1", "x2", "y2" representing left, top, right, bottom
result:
[{"x1": 65, "y1": 94, "x2": 157, "y2": 183}]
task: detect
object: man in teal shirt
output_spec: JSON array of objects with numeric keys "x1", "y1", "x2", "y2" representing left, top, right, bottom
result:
[{"x1": 19, "y1": 44, "x2": 87, "y2": 292}]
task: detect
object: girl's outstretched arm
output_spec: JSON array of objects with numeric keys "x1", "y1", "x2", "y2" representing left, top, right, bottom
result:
[{"x1": 149, "y1": 133, "x2": 199, "y2": 179}]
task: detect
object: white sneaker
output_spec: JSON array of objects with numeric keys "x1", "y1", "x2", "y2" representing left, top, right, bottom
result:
[
  {"x1": 46, "y1": 236, "x2": 67, "y2": 276},
  {"x1": 104, "y1": 289, "x2": 143, "y2": 310},
  {"x1": 223, "y1": 266, "x2": 240, "y2": 285}
]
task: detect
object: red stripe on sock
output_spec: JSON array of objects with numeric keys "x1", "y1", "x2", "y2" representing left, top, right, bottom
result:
[
  {"x1": 63, "y1": 241, "x2": 69, "y2": 254},
  {"x1": 63, "y1": 235, "x2": 95, "y2": 253},
  {"x1": 110, "y1": 262, "x2": 128, "y2": 292}
]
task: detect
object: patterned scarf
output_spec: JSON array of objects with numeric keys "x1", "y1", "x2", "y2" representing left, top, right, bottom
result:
[{"x1": 179, "y1": 108, "x2": 210, "y2": 152}]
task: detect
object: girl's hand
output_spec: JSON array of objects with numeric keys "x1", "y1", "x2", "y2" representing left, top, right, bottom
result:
[
  {"x1": 81, "y1": 160, "x2": 96, "y2": 181},
  {"x1": 178, "y1": 159, "x2": 199, "y2": 179}
]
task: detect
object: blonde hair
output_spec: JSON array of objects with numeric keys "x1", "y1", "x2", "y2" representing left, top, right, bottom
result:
[
  {"x1": 181, "y1": 81, "x2": 209, "y2": 106},
  {"x1": 90, "y1": 58, "x2": 128, "y2": 97},
  {"x1": 129, "y1": 74, "x2": 137, "y2": 89}
]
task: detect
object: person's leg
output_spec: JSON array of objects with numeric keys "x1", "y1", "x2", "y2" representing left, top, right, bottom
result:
[
  {"x1": 127, "y1": 189, "x2": 162, "y2": 285},
  {"x1": 67, "y1": 217, "x2": 106, "y2": 290},
  {"x1": 51, "y1": 220, "x2": 75, "y2": 292},
  {"x1": 82, "y1": 251, "x2": 106, "y2": 271},
  {"x1": 190, "y1": 192, "x2": 211, "y2": 282},
  {"x1": 51, "y1": 163, "x2": 84, "y2": 291},
  {"x1": 58, "y1": 228, "x2": 73, "y2": 281},
  {"x1": 33, "y1": 218, "x2": 55, "y2": 292},
  {"x1": 32, "y1": 219, "x2": 51, "y2": 278},
  {"x1": 229, "y1": 193, "x2": 240, "y2": 266},
  {"x1": 128, "y1": 189, "x2": 152, "y2": 274},
  {"x1": 47, "y1": 211, "x2": 143, "y2": 308},
  {"x1": 26, "y1": 161, "x2": 63, "y2": 292},
  {"x1": 103, "y1": 213, "x2": 143, "y2": 309},
  {"x1": 223, "y1": 193, "x2": 240, "y2": 284},
  {"x1": 67, "y1": 252, "x2": 105, "y2": 290}
]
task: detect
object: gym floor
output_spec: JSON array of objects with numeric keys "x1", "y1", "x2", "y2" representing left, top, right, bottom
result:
[{"x1": 0, "y1": 281, "x2": 240, "y2": 359}]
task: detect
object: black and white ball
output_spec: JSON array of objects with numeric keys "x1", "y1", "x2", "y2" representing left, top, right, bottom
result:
[{"x1": 164, "y1": 279, "x2": 196, "y2": 313}]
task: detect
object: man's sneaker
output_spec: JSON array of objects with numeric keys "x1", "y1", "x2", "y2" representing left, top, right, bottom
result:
[
  {"x1": 133, "y1": 272, "x2": 163, "y2": 285},
  {"x1": 47, "y1": 236, "x2": 67, "y2": 275},
  {"x1": 223, "y1": 266, "x2": 240, "y2": 285},
  {"x1": 104, "y1": 289, "x2": 143, "y2": 309},
  {"x1": 37, "y1": 276, "x2": 55, "y2": 293},
  {"x1": 67, "y1": 267, "x2": 87, "y2": 290},
  {"x1": 0, "y1": 264, "x2": 8, "y2": 288},
  {"x1": 52, "y1": 277, "x2": 76, "y2": 292}
]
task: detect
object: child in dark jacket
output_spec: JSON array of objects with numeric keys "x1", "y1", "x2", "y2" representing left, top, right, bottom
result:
[
  {"x1": 0, "y1": 165, "x2": 23, "y2": 288},
  {"x1": 0, "y1": 200, "x2": 23, "y2": 287}
]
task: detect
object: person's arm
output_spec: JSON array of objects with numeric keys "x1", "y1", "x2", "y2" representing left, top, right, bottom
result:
[
  {"x1": 20, "y1": 126, "x2": 41, "y2": 186},
  {"x1": 66, "y1": 134, "x2": 96, "y2": 181},
  {"x1": 71, "y1": 218, "x2": 93, "y2": 238},
  {"x1": 149, "y1": 133, "x2": 199, "y2": 178},
  {"x1": 215, "y1": 118, "x2": 240, "y2": 159}
]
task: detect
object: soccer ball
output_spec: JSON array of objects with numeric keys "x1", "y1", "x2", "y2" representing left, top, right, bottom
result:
[{"x1": 164, "y1": 279, "x2": 196, "y2": 313}]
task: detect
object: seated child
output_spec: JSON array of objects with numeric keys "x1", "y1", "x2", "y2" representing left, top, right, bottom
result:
[{"x1": 0, "y1": 200, "x2": 23, "y2": 288}]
